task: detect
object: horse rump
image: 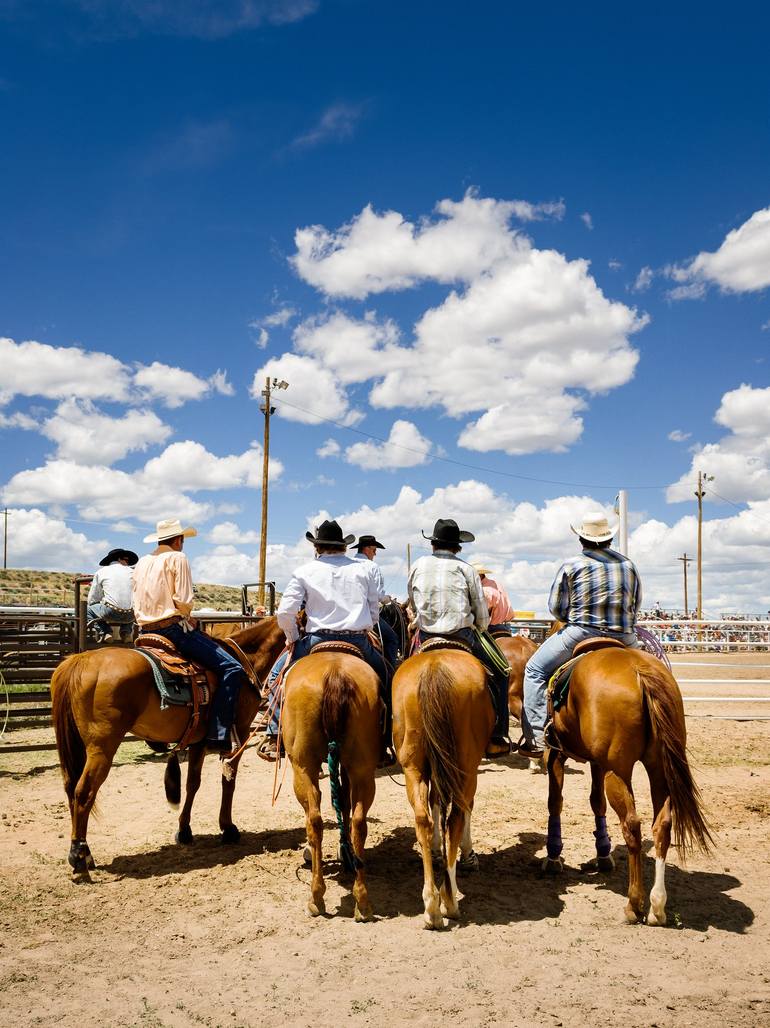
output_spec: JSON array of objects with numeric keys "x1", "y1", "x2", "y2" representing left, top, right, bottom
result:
[
  {"x1": 320, "y1": 665, "x2": 357, "y2": 743},
  {"x1": 51, "y1": 654, "x2": 88, "y2": 805},
  {"x1": 638, "y1": 664, "x2": 714, "y2": 857}
]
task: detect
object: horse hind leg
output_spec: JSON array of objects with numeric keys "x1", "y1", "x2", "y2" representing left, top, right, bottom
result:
[
  {"x1": 646, "y1": 763, "x2": 672, "y2": 927},
  {"x1": 588, "y1": 762, "x2": 615, "y2": 872},
  {"x1": 440, "y1": 803, "x2": 466, "y2": 920},
  {"x1": 458, "y1": 803, "x2": 479, "y2": 873},
  {"x1": 405, "y1": 767, "x2": 443, "y2": 929},
  {"x1": 292, "y1": 763, "x2": 326, "y2": 916},
  {"x1": 605, "y1": 770, "x2": 645, "y2": 923},
  {"x1": 348, "y1": 767, "x2": 376, "y2": 923},
  {"x1": 69, "y1": 748, "x2": 113, "y2": 883}
]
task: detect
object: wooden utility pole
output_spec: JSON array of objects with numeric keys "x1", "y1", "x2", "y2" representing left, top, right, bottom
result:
[
  {"x1": 695, "y1": 470, "x2": 713, "y2": 620},
  {"x1": 2, "y1": 507, "x2": 7, "y2": 570},
  {"x1": 677, "y1": 553, "x2": 692, "y2": 616},
  {"x1": 257, "y1": 377, "x2": 288, "y2": 607}
]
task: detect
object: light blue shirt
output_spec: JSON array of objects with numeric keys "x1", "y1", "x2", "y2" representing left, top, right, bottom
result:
[{"x1": 277, "y1": 553, "x2": 381, "y2": 642}]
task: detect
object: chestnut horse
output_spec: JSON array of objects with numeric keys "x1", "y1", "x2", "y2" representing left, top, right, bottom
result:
[
  {"x1": 542, "y1": 645, "x2": 712, "y2": 925},
  {"x1": 281, "y1": 650, "x2": 381, "y2": 922},
  {"x1": 51, "y1": 617, "x2": 285, "y2": 880},
  {"x1": 495, "y1": 632, "x2": 540, "y2": 770},
  {"x1": 392, "y1": 648, "x2": 495, "y2": 929}
]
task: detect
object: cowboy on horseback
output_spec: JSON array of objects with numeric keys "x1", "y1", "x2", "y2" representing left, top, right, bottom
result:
[
  {"x1": 349, "y1": 533, "x2": 401, "y2": 672},
  {"x1": 87, "y1": 547, "x2": 138, "y2": 643},
  {"x1": 407, "y1": 518, "x2": 512, "y2": 759},
  {"x1": 472, "y1": 562, "x2": 517, "y2": 635},
  {"x1": 131, "y1": 518, "x2": 249, "y2": 753},
  {"x1": 518, "y1": 511, "x2": 642, "y2": 758}
]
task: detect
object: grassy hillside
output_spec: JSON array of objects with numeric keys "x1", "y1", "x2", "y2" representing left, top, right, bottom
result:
[{"x1": 0, "y1": 568, "x2": 249, "y2": 611}]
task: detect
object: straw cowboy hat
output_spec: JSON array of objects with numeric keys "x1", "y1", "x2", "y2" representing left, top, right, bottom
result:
[
  {"x1": 421, "y1": 518, "x2": 475, "y2": 545},
  {"x1": 143, "y1": 518, "x2": 198, "y2": 544},
  {"x1": 99, "y1": 548, "x2": 138, "y2": 566},
  {"x1": 571, "y1": 511, "x2": 617, "y2": 543},
  {"x1": 305, "y1": 519, "x2": 355, "y2": 549},
  {"x1": 471, "y1": 562, "x2": 493, "y2": 576}
]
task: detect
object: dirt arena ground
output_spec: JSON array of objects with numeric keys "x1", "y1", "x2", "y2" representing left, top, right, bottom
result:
[{"x1": 1, "y1": 654, "x2": 769, "y2": 1027}]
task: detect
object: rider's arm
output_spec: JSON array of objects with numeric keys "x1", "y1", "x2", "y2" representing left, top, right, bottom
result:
[
  {"x1": 548, "y1": 565, "x2": 569, "y2": 622},
  {"x1": 87, "y1": 572, "x2": 102, "y2": 604},
  {"x1": 468, "y1": 568, "x2": 490, "y2": 631},
  {"x1": 276, "y1": 575, "x2": 306, "y2": 642},
  {"x1": 366, "y1": 567, "x2": 380, "y2": 628},
  {"x1": 171, "y1": 553, "x2": 194, "y2": 618}
]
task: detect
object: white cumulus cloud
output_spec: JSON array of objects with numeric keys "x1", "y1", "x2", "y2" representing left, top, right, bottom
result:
[
  {"x1": 41, "y1": 399, "x2": 172, "y2": 464},
  {"x1": 668, "y1": 206, "x2": 770, "y2": 298},
  {"x1": 0, "y1": 336, "x2": 132, "y2": 405},
  {"x1": 344, "y1": 420, "x2": 432, "y2": 470}
]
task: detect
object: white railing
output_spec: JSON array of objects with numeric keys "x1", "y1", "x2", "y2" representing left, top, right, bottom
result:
[{"x1": 638, "y1": 619, "x2": 770, "y2": 651}]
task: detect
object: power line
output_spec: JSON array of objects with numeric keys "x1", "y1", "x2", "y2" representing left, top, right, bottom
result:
[{"x1": 272, "y1": 396, "x2": 668, "y2": 492}]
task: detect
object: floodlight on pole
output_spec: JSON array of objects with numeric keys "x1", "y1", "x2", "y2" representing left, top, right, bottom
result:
[{"x1": 258, "y1": 377, "x2": 289, "y2": 607}]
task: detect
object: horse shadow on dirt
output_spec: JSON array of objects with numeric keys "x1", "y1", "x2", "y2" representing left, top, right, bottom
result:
[
  {"x1": 581, "y1": 842, "x2": 754, "y2": 934},
  {"x1": 101, "y1": 825, "x2": 308, "y2": 880},
  {"x1": 335, "y1": 828, "x2": 569, "y2": 925}
]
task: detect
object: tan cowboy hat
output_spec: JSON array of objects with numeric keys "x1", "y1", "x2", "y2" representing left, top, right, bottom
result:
[
  {"x1": 471, "y1": 562, "x2": 493, "y2": 576},
  {"x1": 571, "y1": 511, "x2": 617, "y2": 543},
  {"x1": 143, "y1": 518, "x2": 198, "y2": 544}
]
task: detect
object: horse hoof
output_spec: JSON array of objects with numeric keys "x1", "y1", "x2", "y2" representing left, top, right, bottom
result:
[
  {"x1": 307, "y1": 899, "x2": 325, "y2": 917},
  {"x1": 302, "y1": 845, "x2": 312, "y2": 865},
  {"x1": 220, "y1": 824, "x2": 240, "y2": 845},
  {"x1": 624, "y1": 906, "x2": 641, "y2": 924},
  {"x1": 354, "y1": 905, "x2": 373, "y2": 923},
  {"x1": 458, "y1": 850, "x2": 479, "y2": 874},
  {"x1": 440, "y1": 903, "x2": 460, "y2": 921},
  {"x1": 542, "y1": 856, "x2": 564, "y2": 875},
  {"x1": 647, "y1": 909, "x2": 666, "y2": 927},
  {"x1": 85, "y1": 852, "x2": 96, "y2": 870},
  {"x1": 175, "y1": 827, "x2": 194, "y2": 845},
  {"x1": 596, "y1": 854, "x2": 615, "y2": 872},
  {"x1": 71, "y1": 869, "x2": 92, "y2": 884}
]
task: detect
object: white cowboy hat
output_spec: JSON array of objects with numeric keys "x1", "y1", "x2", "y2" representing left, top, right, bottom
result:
[
  {"x1": 471, "y1": 562, "x2": 494, "y2": 576},
  {"x1": 571, "y1": 511, "x2": 617, "y2": 543},
  {"x1": 143, "y1": 518, "x2": 198, "y2": 544}
]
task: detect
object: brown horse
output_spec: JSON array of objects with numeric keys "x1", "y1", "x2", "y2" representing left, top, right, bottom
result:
[
  {"x1": 542, "y1": 646, "x2": 713, "y2": 925},
  {"x1": 392, "y1": 649, "x2": 495, "y2": 929},
  {"x1": 281, "y1": 650, "x2": 381, "y2": 921},
  {"x1": 51, "y1": 617, "x2": 285, "y2": 880},
  {"x1": 495, "y1": 632, "x2": 540, "y2": 770}
]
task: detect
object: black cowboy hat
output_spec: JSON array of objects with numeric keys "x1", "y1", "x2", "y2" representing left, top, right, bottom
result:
[
  {"x1": 99, "y1": 548, "x2": 139, "y2": 567},
  {"x1": 350, "y1": 534, "x2": 385, "y2": 550},
  {"x1": 421, "y1": 518, "x2": 475, "y2": 546},
  {"x1": 305, "y1": 519, "x2": 355, "y2": 549}
]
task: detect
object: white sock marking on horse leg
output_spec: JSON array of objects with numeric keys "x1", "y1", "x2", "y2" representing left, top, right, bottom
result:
[
  {"x1": 443, "y1": 859, "x2": 459, "y2": 919},
  {"x1": 423, "y1": 882, "x2": 441, "y2": 927},
  {"x1": 460, "y1": 811, "x2": 472, "y2": 858},
  {"x1": 431, "y1": 803, "x2": 441, "y2": 856},
  {"x1": 648, "y1": 856, "x2": 667, "y2": 925}
]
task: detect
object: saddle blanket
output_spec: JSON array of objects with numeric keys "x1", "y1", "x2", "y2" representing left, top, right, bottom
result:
[
  {"x1": 547, "y1": 654, "x2": 583, "y2": 714},
  {"x1": 134, "y1": 635, "x2": 211, "y2": 710}
]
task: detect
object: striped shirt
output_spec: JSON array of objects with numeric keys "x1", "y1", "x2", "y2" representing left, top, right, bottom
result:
[
  {"x1": 548, "y1": 547, "x2": 642, "y2": 634},
  {"x1": 408, "y1": 551, "x2": 489, "y2": 635}
]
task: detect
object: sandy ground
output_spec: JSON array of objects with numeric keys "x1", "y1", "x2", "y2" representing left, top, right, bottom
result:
[{"x1": 1, "y1": 658, "x2": 769, "y2": 1028}]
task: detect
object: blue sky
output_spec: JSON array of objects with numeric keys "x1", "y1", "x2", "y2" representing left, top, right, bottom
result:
[{"x1": 1, "y1": 1, "x2": 769, "y2": 615}]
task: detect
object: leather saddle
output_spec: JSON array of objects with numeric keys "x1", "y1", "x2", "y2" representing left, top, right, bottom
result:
[
  {"x1": 419, "y1": 636, "x2": 473, "y2": 655},
  {"x1": 135, "y1": 634, "x2": 215, "y2": 704},
  {"x1": 310, "y1": 640, "x2": 366, "y2": 659}
]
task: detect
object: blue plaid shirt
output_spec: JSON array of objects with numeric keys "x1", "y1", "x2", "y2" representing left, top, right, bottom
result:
[{"x1": 549, "y1": 547, "x2": 641, "y2": 634}]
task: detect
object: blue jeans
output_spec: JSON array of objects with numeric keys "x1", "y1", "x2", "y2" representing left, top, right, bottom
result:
[
  {"x1": 152, "y1": 624, "x2": 249, "y2": 744},
  {"x1": 265, "y1": 632, "x2": 386, "y2": 737},
  {"x1": 522, "y1": 624, "x2": 638, "y2": 746},
  {"x1": 377, "y1": 618, "x2": 400, "y2": 670},
  {"x1": 88, "y1": 603, "x2": 134, "y2": 635}
]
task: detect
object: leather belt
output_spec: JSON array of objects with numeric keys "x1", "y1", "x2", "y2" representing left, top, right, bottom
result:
[
  {"x1": 315, "y1": 628, "x2": 368, "y2": 637},
  {"x1": 139, "y1": 615, "x2": 183, "y2": 632}
]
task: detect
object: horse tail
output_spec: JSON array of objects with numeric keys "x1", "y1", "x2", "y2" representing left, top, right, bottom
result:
[
  {"x1": 638, "y1": 665, "x2": 714, "y2": 857},
  {"x1": 418, "y1": 661, "x2": 467, "y2": 818},
  {"x1": 51, "y1": 654, "x2": 88, "y2": 806},
  {"x1": 321, "y1": 664, "x2": 361, "y2": 873}
]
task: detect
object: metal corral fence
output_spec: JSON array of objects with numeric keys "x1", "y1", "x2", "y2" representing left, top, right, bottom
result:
[{"x1": 638, "y1": 619, "x2": 770, "y2": 652}]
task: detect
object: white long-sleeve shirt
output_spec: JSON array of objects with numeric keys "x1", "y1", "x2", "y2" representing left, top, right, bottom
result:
[
  {"x1": 87, "y1": 563, "x2": 134, "y2": 610},
  {"x1": 277, "y1": 554, "x2": 380, "y2": 643},
  {"x1": 408, "y1": 550, "x2": 490, "y2": 634},
  {"x1": 351, "y1": 551, "x2": 390, "y2": 601}
]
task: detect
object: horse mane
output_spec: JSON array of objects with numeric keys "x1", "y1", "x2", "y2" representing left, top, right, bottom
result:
[
  {"x1": 231, "y1": 616, "x2": 280, "y2": 653},
  {"x1": 417, "y1": 660, "x2": 468, "y2": 814}
]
